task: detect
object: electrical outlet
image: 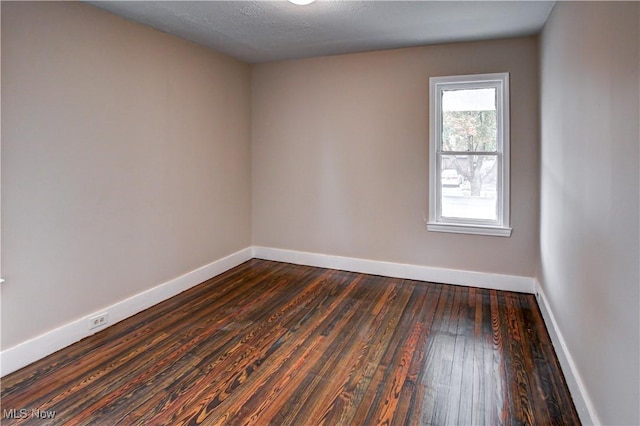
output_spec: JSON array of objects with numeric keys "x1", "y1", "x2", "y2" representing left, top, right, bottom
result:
[{"x1": 89, "y1": 313, "x2": 109, "y2": 330}]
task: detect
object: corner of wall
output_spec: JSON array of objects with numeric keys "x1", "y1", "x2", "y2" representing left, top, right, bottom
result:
[{"x1": 533, "y1": 277, "x2": 600, "y2": 425}]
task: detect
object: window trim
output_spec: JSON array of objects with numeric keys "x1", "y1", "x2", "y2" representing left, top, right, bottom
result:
[{"x1": 427, "y1": 72, "x2": 512, "y2": 237}]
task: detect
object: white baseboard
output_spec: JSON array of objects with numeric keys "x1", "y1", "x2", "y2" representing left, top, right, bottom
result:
[
  {"x1": 0, "y1": 247, "x2": 253, "y2": 377},
  {"x1": 252, "y1": 246, "x2": 535, "y2": 294},
  {"x1": 534, "y1": 278, "x2": 601, "y2": 425}
]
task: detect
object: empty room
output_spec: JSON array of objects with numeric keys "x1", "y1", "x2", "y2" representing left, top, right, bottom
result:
[{"x1": 1, "y1": 1, "x2": 638, "y2": 425}]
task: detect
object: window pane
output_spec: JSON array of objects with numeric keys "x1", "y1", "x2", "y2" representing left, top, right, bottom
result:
[
  {"x1": 441, "y1": 88, "x2": 497, "y2": 152},
  {"x1": 440, "y1": 154, "x2": 498, "y2": 221}
]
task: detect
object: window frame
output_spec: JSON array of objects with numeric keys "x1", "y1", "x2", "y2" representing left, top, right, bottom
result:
[{"x1": 428, "y1": 72, "x2": 512, "y2": 237}]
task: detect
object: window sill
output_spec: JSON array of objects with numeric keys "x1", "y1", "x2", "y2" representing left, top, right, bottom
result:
[{"x1": 427, "y1": 222, "x2": 512, "y2": 237}]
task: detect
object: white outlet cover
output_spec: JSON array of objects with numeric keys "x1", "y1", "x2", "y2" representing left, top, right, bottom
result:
[{"x1": 89, "y1": 313, "x2": 109, "y2": 330}]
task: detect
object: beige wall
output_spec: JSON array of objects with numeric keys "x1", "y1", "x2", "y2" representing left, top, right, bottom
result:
[
  {"x1": 539, "y1": 2, "x2": 639, "y2": 424},
  {"x1": 1, "y1": 2, "x2": 252, "y2": 349},
  {"x1": 5, "y1": 4, "x2": 636, "y2": 422},
  {"x1": 252, "y1": 37, "x2": 539, "y2": 277}
]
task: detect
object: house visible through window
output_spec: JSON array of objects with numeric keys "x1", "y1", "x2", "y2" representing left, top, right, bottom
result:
[{"x1": 428, "y1": 72, "x2": 512, "y2": 237}]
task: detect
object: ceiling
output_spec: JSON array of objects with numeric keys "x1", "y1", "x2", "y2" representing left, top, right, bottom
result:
[{"x1": 88, "y1": 1, "x2": 555, "y2": 63}]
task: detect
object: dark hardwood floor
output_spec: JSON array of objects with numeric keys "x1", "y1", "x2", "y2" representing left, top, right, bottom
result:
[{"x1": 1, "y1": 259, "x2": 579, "y2": 425}]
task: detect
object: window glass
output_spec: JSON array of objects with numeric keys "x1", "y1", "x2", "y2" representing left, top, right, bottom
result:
[
  {"x1": 441, "y1": 88, "x2": 497, "y2": 152},
  {"x1": 440, "y1": 155, "x2": 497, "y2": 221},
  {"x1": 428, "y1": 73, "x2": 510, "y2": 237}
]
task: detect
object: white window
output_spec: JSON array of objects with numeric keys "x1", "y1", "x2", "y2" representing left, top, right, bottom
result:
[{"x1": 428, "y1": 72, "x2": 511, "y2": 237}]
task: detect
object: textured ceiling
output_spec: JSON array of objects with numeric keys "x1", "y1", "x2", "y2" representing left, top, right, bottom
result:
[{"x1": 88, "y1": 1, "x2": 555, "y2": 63}]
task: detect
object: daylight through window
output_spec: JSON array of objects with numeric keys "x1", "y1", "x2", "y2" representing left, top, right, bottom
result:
[{"x1": 428, "y1": 73, "x2": 511, "y2": 237}]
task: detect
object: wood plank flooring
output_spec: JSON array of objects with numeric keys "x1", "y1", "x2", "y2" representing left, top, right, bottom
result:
[{"x1": 1, "y1": 259, "x2": 580, "y2": 425}]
